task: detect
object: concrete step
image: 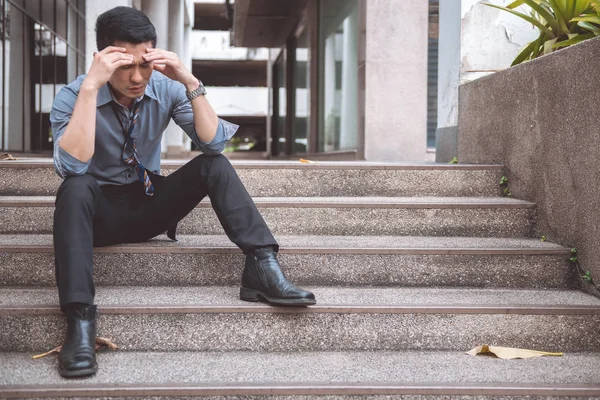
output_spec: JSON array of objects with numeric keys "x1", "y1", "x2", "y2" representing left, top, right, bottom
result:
[
  {"x1": 0, "y1": 234, "x2": 575, "y2": 289},
  {"x1": 1, "y1": 287, "x2": 599, "y2": 352},
  {"x1": 1, "y1": 351, "x2": 599, "y2": 398},
  {"x1": 0, "y1": 196, "x2": 537, "y2": 237},
  {"x1": 0, "y1": 159, "x2": 504, "y2": 197}
]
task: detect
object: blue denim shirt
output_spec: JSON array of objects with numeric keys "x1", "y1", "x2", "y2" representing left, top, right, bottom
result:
[{"x1": 50, "y1": 72, "x2": 238, "y2": 185}]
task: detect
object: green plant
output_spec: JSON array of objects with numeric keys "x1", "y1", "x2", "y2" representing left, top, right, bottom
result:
[
  {"x1": 499, "y1": 175, "x2": 512, "y2": 197},
  {"x1": 485, "y1": 0, "x2": 600, "y2": 65},
  {"x1": 569, "y1": 248, "x2": 600, "y2": 292},
  {"x1": 448, "y1": 157, "x2": 459, "y2": 164}
]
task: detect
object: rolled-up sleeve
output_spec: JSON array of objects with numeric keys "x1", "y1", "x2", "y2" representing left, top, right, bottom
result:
[
  {"x1": 170, "y1": 83, "x2": 238, "y2": 155},
  {"x1": 50, "y1": 86, "x2": 91, "y2": 178}
]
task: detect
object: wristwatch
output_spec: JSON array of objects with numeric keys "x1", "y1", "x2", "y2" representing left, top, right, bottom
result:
[{"x1": 186, "y1": 82, "x2": 207, "y2": 101}]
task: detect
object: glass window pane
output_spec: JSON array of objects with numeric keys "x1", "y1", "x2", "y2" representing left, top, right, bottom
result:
[
  {"x1": 319, "y1": 0, "x2": 359, "y2": 152},
  {"x1": 293, "y1": 29, "x2": 309, "y2": 154},
  {"x1": 271, "y1": 53, "x2": 286, "y2": 156}
]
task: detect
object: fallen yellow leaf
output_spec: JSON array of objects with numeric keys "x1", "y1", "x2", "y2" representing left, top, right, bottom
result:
[
  {"x1": 466, "y1": 345, "x2": 563, "y2": 359},
  {"x1": 0, "y1": 153, "x2": 17, "y2": 160},
  {"x1": 32, "y1": 337, "x2": 119, "y2": 359},
  {"x1": 32, "y1": 345, "x2": 61, "y2": 359}
]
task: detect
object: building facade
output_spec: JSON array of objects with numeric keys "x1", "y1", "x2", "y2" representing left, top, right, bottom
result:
[
  {"x1": 0, "y1": 0, "x2": 86, "y2": 153},
  {"x1": 0, "y1": 0, "x2": 536, "y2": 161}
]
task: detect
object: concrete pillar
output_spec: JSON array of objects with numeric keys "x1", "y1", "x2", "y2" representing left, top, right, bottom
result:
[
  {"x1": 182, "y1": 16, "x2": 192, "y2": 151},
  {"x1": 162, "y1": 0, "x2": 186, "y2": 157},
  {"x1": 7, "y1": 9, "x2": 32, "y2": 151},
  {"x1": 144, "y1": 0, "x2": 186, "y2": 157},
  {"x1": 85, "y1": 0, "x2": 132, "y2": 71},
  {"x1": 67, "y1": 5, "x2": 79, "y2": 83},
  {"x1": 364, "y1": 0, "x2": 428, "y2": 161},
  {"x1": 339, "y1": 6, "x2": 358, "y2": 150},
  {"x1": 142, "y1": 0, "x2": 168, "y2": 49},
  {"x1": 142, "y1": 0, "x2": 179, "y2": 158}
]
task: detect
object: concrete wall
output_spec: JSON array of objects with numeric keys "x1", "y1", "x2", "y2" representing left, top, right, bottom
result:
[
  {"x1": 364, "y1": 0, "x2": 428, "y2": 162},
  {"x1": 458, "y1": 37, "x2": 600, "y2": 296}
]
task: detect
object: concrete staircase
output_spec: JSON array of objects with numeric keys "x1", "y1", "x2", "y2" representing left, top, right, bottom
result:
[{"x1": 0, "y1": 159, "x2": 599, "y2": 398}]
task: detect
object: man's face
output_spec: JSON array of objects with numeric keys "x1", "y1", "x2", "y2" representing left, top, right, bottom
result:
[{"x1": 108, "y1": 40, "x2": 154, "y2": 101}]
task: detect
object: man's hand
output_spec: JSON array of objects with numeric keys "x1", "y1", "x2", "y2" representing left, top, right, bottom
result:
[
  {"x1": 143, "y1": 48, "x2": 199, "y2": 90},
  {"x1": 83, "y1": 47, "x2": 134, "y2": 91}
]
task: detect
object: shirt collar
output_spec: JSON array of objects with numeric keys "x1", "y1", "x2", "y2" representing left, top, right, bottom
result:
[{"x1": 96, "y1": 79, "x2": 158, "y2": 108}]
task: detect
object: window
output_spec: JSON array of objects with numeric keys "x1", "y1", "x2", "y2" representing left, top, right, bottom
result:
[{"x1": 318, "y1": 0, "x2": 359, "y2": 152}]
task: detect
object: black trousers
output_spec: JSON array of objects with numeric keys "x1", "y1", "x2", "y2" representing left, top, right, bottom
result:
[{"x1": 53, "y1": 154, "x2": 277, "y2": 309}]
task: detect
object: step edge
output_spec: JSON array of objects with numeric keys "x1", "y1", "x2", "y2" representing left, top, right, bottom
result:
[
  {"x1": 2, "y1": 304, "x2": 599, "y2": 316},
  {"x1": 0, "y1": 246, "x2": 571, "y2": 255},
  {"x1": 0, "y1": 160, "x2": 506, "y2": 171},
  {"x1": 0, "y1": 199, "x2": 538, "y2": 209},
  {"x1": 1, "y1": 382, "x2": 599, "y2": 398}
]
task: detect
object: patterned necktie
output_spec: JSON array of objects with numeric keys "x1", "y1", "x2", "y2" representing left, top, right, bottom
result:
[{"x1": 112, "y1": 101, "x2": 155, "y2": 196}]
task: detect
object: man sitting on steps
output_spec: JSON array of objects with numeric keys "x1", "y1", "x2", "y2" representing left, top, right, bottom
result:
[{"x1": 50, "y1": 6, "x2": 316, "y2": 379}]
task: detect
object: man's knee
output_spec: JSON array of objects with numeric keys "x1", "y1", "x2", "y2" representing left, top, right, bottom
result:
[
  {"x1": 191, "y1": 154, "x2": 233, "y2": 177},
  {"x1": 56, "y1": 175, "x2": 100, "y2": 205}
]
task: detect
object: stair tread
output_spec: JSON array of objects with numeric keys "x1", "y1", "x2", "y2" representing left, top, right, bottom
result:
[
  {"x1": 0, "y1": 233, "x2": 568, "y2": 251},
  {"x1": 0, "y1": 158, "x2": 504, "y2": 170},
  {"x1": 1, "y1": 350, "x2": 599, "y2": 388},
  {"x1": 1, "y1": 287, "x2": 599, "y2": 309},
  {"x1": 0, "y1": 195, "x2": 536, "y2": 207}
]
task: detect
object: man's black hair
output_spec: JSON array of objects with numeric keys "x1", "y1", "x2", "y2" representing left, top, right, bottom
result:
[{"x1": 96, "y1": 6, "x2": 157, "y2": 51}]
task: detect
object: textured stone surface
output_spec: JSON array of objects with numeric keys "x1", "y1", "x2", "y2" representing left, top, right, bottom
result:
[
  {"x1": 1, "y1": 350, "x2": 600, "y2": 386},
  {"x1": 1, "y1": 311, "x2": 599, "y2": 352},
  {"x1": 0, "y1": 162, "x2": 504, "y2": 197},
  {"x1": 0, "y1": 232, "x2": 573, "y2": 289},
  {"x1": 0, "y1": 204, "x2": 537, "y2": 237},
  {"x1": 0, "y1": 234, "x2": 574, "y2": 289},
  {"x1": 436, "y1": 126, "x2": 459, "y2": 163},
  {"x1": 6, "y1": 396, "x2": 600, "y2": 400},
  {"x1": 0, "y1": 233, "x2": 570, "y2": 249},
  {"x1": 458, "y1": 36, "x2": 600, "y2": 289},
  {"x1": 0, "y1": 252, "x2": 576, "y2": 289},
  {"x1": 3, "y1": 287, "x2": 599, "y2": 307}
]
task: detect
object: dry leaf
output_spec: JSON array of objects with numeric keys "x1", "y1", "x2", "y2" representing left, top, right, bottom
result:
[
  {"x1": 299, "y1": 158, "x2": 315, "y2": 164},
  {"x1": 466, "y1": 345, "x2": 563, "y2": 359},
  {"x1": 32, "y1": 337, "x2": 119, "y2": 359},
  {"x1": 32, "y1": 345, "x2": 62, "y2": 359},
  {"x1": 95, "y1": 337, "x2": 119, "y2": 350},
  {"x1": 0, "y1": 153, "x2": 17, "y2": 160}
]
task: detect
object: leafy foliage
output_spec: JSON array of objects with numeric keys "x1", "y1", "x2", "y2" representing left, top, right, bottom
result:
[{"x1": 485, "y1": 0, "x2": 600, "y2": 65}]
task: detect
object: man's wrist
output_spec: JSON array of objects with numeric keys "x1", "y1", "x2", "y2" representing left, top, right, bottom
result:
[
  {"x1": 81, "y1": 78, "x2": 102, "y2": 93},
  {"x1": 183, "y1": 77, "x2": 200, "y2": 92}
]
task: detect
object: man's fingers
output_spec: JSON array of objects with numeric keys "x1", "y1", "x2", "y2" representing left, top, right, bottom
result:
[
  {"x1": 148, "y1": 58, "x2": 174, "y2": 66},
  {"x1": 152, "y1": 63, "x2": 166, "y2": 72},
  {"x1": 143, "y1": 51, "x2": 176, "y2": 61},
  {"x1": 104, "y1": 52, "x2": 134, "y2": 63},
  {"x1": 114, "y1": 58, "x2": 135, "y2": 68},
  {"x1": 99, "y1": 46, "x2": 128, "y2": 54}
]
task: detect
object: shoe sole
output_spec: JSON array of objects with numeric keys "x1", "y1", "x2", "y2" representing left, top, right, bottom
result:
[
  {"x1": 58, "y1": 363, "x2": 98, "y2": 378},
  {"x1": 240, "y1": 287, "x2": 317, "y2": 307}
]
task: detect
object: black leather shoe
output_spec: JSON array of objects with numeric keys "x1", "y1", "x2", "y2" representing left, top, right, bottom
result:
[
  {"x1": 58, "y1": 304, "x2": 98, "y2": 378},
  {"x1": 240, "y1": 248, "x2": 316, "y2": 306}
]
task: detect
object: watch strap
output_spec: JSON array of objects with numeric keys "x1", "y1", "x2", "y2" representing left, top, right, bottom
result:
[{"x1": 186, "y1": 82, "x2": 207, "y2": 101}]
